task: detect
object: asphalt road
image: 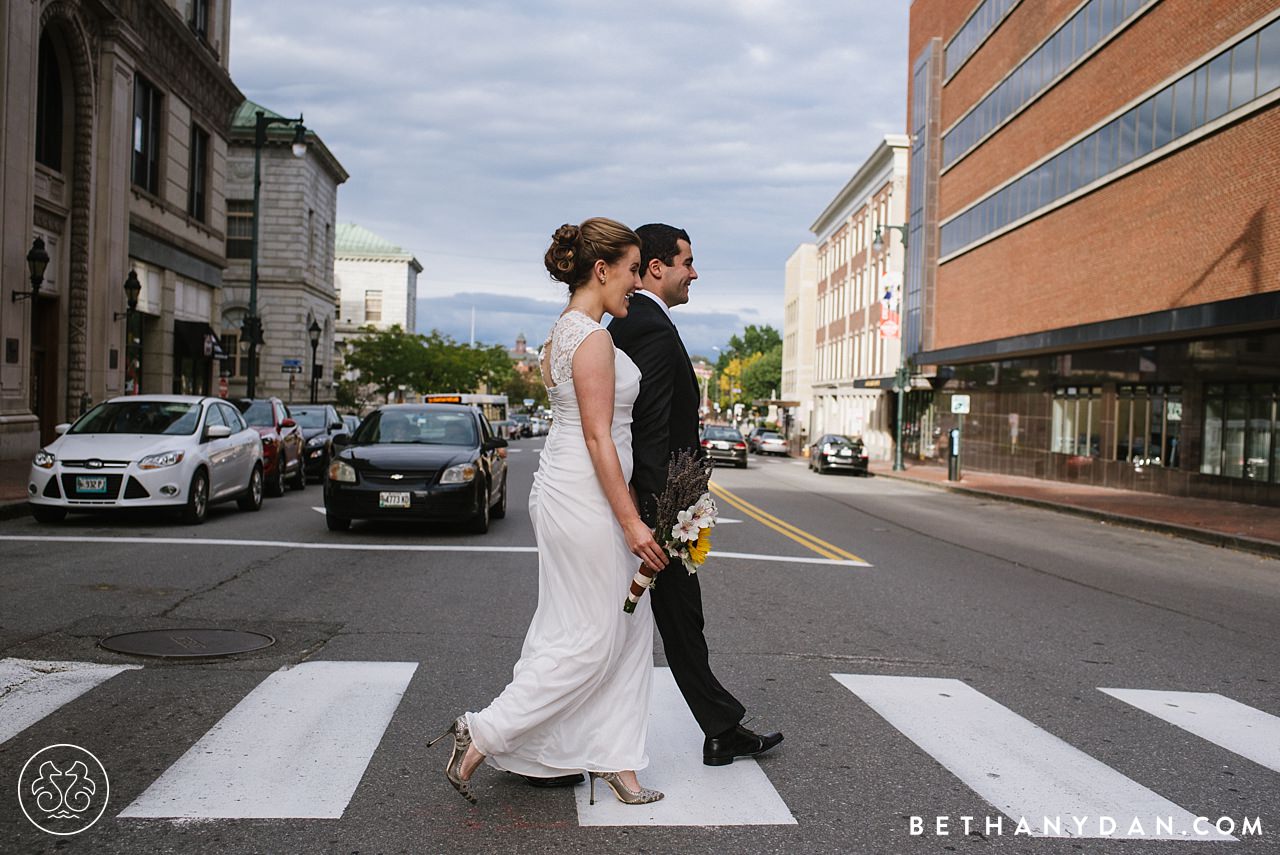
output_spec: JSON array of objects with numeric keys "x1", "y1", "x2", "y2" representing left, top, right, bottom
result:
[{"x1": 1, "y1": 439, "x2": 1277, "y2": 854}]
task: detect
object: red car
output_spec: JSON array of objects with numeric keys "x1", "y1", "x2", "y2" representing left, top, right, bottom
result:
[{"x1": 234, "y1": 398, "x2": 306, "y2": 496}]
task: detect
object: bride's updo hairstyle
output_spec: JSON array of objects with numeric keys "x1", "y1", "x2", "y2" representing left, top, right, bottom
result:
[{"x1": 544, "y1": 217, "x2": 641, "y2": 293}]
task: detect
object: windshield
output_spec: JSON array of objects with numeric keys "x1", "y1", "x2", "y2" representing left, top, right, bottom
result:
[
  {"x1": 760, "y1": 432, "x2": 781, "y2": 440},
  {"x1": 703, "y1": 427, "x2": 742, "y2": 441},
  {"x1": 70, "y1": 401, "x2": 201, "y2": 436},
  {"x1": 289, "y1": 408, "x2": 327, "y2": 429},
  {"x1": 353, "y1": 410, "x2": 478, "y2": 446},
  {"x1": 235, "y1": 400, "x2": 274, "y2": 427}
]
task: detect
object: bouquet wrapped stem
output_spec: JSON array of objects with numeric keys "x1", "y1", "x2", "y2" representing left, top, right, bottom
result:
[{"x1": 623, "y1": 449, "x2": 717, "y2": 614}]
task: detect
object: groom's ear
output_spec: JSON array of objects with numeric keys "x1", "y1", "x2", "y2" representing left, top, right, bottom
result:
[{"x1": 646, "y1": 257, "x2": 664, "y2": 280}]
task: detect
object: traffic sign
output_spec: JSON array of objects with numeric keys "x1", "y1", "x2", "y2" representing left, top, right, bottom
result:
[{"x1": 951, "y1": 394, "x2": 971, "y2": 414}]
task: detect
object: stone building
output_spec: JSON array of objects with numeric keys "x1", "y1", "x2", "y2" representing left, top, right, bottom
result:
[
  {"x1": 909, "y1": 0, "x2": 1280, "y2": 503},
  {"x1": 220, "y1": 100, "x2": 348, "y2": 405},
  {"x1": 782, "y1": 243, "x2": 817, "y2": 447},
  {"x1": 1, "y1": 0, "x2": 241, "y2": 457},
  {"x1": 804, "y1": 135, "x2": 910, "y2": 462}
]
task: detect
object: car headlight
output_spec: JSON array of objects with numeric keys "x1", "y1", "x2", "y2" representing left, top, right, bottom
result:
[
  {"x1": 329, "y1": 459, "x2": 357, "y2": 483},
  {"x1": 307, "y1": 435, "x2": 326, "y2": 447},
  {"x1": 440, "y1": 463, "x2": 477, "y2": 484},
  {"x1": 33, "y1": 450, "x2": 55, "y2": 469},
  {"x1": 138, "y1": 450, "x2": 185, "y2": 470}
]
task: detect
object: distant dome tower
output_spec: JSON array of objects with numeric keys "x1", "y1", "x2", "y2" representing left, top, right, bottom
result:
[{"x1": 514, "y1": 332, "x2": 527, "y2": 355}]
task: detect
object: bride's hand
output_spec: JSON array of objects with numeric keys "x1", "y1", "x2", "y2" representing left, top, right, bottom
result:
[{"x1": 625, "y1": 519, "x2": 668, "y2": 573}]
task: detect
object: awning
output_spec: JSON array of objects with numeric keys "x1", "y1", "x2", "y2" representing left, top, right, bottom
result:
[{"x1": 174, "y1": 320, "x2": 227, "y2": 360}]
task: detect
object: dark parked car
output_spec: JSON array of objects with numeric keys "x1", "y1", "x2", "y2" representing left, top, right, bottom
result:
[
  {"x1": 808, "y1": 434, "x2": 869, "y2": 475},
  {"x1": 342, "y1": 413, "x2": 362, "y2": 435},
  {"x1": 289, "y1": 404, "x2": 347, "y2": 482},
  {"x1": 700, "y1": 425, "x2": 747, "y2": 468},
  {"x1": 235, "y1": 397, "x2": 306, "y2": 496},
  {"x1": 323, "y1": 404, "x2": 508, "y2": 533}
]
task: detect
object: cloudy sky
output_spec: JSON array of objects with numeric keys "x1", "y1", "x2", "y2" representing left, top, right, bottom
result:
[{"x1": 230, "y1": 1, "x2": 908, "y2": 356}]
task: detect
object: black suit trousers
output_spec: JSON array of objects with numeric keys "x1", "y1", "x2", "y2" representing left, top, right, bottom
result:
[{"x1": 644, "y1": 494, "x2": 747, "y2": 738}]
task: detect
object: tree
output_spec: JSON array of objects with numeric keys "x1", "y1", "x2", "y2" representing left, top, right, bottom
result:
[
  {"x1": 342, "y1": 325, "x2": 429, "y2": 400},
  {"x1": 342, "y1": 326, "x2": 519, "y2": 402},
  {"x1": 741, "y1": 345, "x2": 782, "y2": 403},
  {"x1": 715, "y1": 324, "x2": 781, "y2": 372}
]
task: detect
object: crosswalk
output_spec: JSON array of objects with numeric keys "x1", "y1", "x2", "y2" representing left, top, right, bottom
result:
[{"x1": 2, "y1": 657, "x2": 1274, "y2": 836}]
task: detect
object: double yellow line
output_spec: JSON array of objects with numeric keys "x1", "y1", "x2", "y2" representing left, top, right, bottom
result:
[{"x1": 709, "y1": 481, "x2": 867, "y2": 564}]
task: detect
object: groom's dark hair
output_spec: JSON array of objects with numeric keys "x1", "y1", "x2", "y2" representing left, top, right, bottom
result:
[{"x1": 636, "y1": 223, "x2": 691, "y2": 279}]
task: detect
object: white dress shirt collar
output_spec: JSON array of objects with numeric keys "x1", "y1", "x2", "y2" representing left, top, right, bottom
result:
[{"x1": 635, "y1": 288, "x2": 672, "y2": 320}]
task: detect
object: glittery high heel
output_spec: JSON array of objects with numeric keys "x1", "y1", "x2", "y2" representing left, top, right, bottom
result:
[
  {"x1": 588, "y1": 771, "x2": 664, "y2": 805},
  {"x1": 427, "y1": 715, "x2": 478, "y2": 804}
]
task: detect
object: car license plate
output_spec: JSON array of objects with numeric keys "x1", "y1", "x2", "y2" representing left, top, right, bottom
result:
[
  {"x1": 838, "y1": 449, "x2": 852, "y2": 457},
  {"x1": 379, "y1": 491, "x2": 411, "y2": 508},
  {"x1": 714, "y1": 441, "x2": 729, "y2": 449},
  {"x1": 76, "y1": 476, "x2": 107, "y2": 493}
]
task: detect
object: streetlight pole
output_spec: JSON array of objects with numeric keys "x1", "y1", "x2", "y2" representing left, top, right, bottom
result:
[
  {"x1": 246, "y1": 110, "x2": 307, "y2": 398},
  {"x1": 308, "y1": 319, "x2": 321, "y2": 404},
  {"x1": 873, "y1": 221, "x2": 911, "y2": 471}
]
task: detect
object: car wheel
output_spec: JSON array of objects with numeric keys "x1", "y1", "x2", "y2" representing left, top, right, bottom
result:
[
  {"x1": 237, "y1": 464, "x2": 264, "y2": 512},
  {"x1": 30, "y1": 505, "x2": 66, "y2": 523},
  {"x1": 491, "y1": 473, "x2": 508, "y2": 519},
  {"x1": 181, "y1": 469, "x2": 209, "y2": 525},
  {"x1": 737, "y1": 459, "x2": 748, "y2": 469},
  {"x1": 469, "y1": 482, "x2": 491, "y2": 534},
  {"x1": 326, "y1": 512, "x2": 351, "y2": 532},
  {"x1": 290, "y1": 456, "x2": 307, "y2": 491},
  {"x1": 267, "y1": 458, "x2": 286, "y2": 498}
]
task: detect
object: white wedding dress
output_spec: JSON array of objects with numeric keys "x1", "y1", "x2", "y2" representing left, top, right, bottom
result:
[{"x1": 467, "y1": 310, "x2": 654, "y2": 776}]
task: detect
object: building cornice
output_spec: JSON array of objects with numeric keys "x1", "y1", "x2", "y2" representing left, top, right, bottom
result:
[{"x1": 810, "y1": 134, "x2": 910, "y2": 237}]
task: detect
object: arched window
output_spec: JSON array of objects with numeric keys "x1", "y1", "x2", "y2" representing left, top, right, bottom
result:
[{"x1": 35, "y1": 31, "x2": 64, "y2": 171}]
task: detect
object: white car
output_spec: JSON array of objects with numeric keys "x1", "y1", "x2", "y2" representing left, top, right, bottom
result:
[
  {"x1": 756, "y1": 431, "x2": 790, "y2": 456},
  {"x1": 27, "y1": 395, "x2": 264, "y2": 525}
]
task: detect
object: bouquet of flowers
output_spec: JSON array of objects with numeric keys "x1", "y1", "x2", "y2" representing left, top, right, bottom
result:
[{"x1": 624, "y1": 449, "x2": 718, "y2": 614}]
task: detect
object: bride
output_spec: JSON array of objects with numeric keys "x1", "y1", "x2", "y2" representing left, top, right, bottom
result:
[{"x1": 431, "y1": 217, "x2": 670, "y2": 806}]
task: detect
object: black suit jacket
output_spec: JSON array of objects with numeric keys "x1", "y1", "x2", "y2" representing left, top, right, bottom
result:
[{"x1": 609, "y1": 293, "x2": 701, "y2": 524}]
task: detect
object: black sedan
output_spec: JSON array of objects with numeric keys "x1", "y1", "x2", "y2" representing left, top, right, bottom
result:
[
  {"x1": 808, "y1": 434, "x2": 869, "y2": 475},
  {"x1": 323, "y1": 404, "x2": 508, "y2": 533},
  {"x1": 289, "y1": 404, "x2": 348, "y2": 481},
  {"x1": 700, "y1": 425, "x2": 748, "y2": 468}
]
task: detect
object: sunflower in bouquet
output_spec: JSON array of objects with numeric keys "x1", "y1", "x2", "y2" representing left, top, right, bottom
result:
[{"x1": 624, "y1": 450, "x2": 719, "y2": 614}]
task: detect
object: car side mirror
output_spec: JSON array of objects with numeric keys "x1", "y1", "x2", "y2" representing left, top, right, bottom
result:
[
  {"x1": 281, "y1": 418, "x2": 297, "y2": 428},
  {"x1": 54, "y1": 423, "x2": 71, "y2": 436},
  {"x1": 332, "y1": 433, "x2": 351, "y2": 448},
  {"x1": 330, "y1": 422, "x2": 343, "y2": 431},
  {"x1": 205, "y1": 424, "x2": 233, "y2": 441},
  {"x1": 483, "y1": 437, "x2": 508, "y2": 451}
]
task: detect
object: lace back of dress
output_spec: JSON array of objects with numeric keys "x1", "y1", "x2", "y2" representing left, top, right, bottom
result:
[{"x1": 540, "y1": 311, "x2": 601, "y2": 388}]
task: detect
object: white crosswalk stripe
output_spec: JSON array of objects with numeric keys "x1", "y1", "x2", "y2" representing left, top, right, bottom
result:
[
  {"x1": 0, "y1": 658, "x2": 141, "y2": 745},
  {"x1": 1100, "y1": 688, "x2": 1280, "y2": 774},
  {"x1": 833, "y1": 674, "x2": 1235, "y2": 840},
  {"x1": 119, "y1": 660, "x2": 417, "y2": 819},
  {"x1": 574, "y1": 667, "x2": 795, "y2": 826}
]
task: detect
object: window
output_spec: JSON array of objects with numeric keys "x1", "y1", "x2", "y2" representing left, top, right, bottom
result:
[
  {"x1": 188, "y1": 124, "x2": 209, "y2": 222},
  {"x1": 1201, "y1": 383, "x2": 1278, "y2": 482},
  {"x1": 227, "y1": 200, "x2": 253, "y2": 259},
  {"x1": 189, "y1": 0, "x2": 209, "y2": 39},
  {"x1": 219, "y1": 333, "x2": 238, "y2": 377},
  {"x1": 132, "y1": 76, "x2": 162, "y2": 194},
  {"x1": 364, "y1": 290, "x2": 383, "y2": 323},
  {"x1": 1052, "y1": 386, "x2": 1102, "y2": 456},
  {"x1": 1114, "y1": 385, "x2": 1181, "y2": 467},
  {"x1": 36, "y1": 32, "x2": 64, "y2": 172},
  {"x1": 220, "y1": 403, "x2": 247, "y2": 432}
]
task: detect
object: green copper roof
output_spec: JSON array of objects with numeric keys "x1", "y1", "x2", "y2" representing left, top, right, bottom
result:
[
  {"x1": 231, "y1": 99, "x2": 288, "y2": 130},
  {"x1": 335, "y1": 223, "x2": 416, "y2": 261}
]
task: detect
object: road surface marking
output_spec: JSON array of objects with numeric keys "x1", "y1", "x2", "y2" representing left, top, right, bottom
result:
[
  {"x1": 0, "y1": 535, "x2": 866, "y2": 565},
  {"x1": 119, "y1": 660, "x2": 417, "y2": 819},
  {"x1": 1100, "y1": 688, "x2": 1280, "y2": 774},
  {"x1": 0, "y1": 658, "x2": 141, "y2": 745},
  {"x1": 833, "y1": 675, "x2": 1232, "y2": 840},
  {"x1": 709, "y1": 482, "x2": 867, "y2": 563},
  {"x1": 575, "y1": 667, "x2": 794, "y2": 826}
]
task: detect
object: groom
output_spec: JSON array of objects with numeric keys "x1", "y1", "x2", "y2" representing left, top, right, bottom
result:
[{"x1": 610, "y1": 223, "x2": 783, "y2": 767}]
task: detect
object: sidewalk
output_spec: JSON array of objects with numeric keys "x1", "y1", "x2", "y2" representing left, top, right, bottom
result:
[{"x1": 869, "y1": 461, "x2": 1280, "y2": 559}]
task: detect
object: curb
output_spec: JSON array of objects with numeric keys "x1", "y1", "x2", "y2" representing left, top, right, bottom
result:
[
  {"x1": 0, "y1": 499, "x2": 30, "y2": 522},
  {"x1": 873, "y1": 469, "x2": 1280, "y2": 561}
]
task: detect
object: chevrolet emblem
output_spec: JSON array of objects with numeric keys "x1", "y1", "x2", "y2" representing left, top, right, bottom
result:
[{"x1": 390, "y1": 473, "x2": 404, "y2": 480}]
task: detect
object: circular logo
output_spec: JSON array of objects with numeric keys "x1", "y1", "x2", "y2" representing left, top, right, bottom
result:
[{"x1": 17, "y1": 744, "x2": 109, "y2": 836}]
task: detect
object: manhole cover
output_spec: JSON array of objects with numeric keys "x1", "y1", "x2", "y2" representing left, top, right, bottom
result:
[{"x1": 98, "y1": 628, "x2": 275, "y2": 659}]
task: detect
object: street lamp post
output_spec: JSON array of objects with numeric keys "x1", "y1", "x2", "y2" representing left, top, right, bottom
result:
[
  {"x1": 308, "y1": 319, "x2": 321, "y2": 404},
  {"x1": 246, "y1": 110, "x2": 307, "y2": 398},
  {"x1": 115, "y1": 270, "x2": 143, "y2": 394},
  {"x1": 873, "y1": 222, "x2": 911, "y2": 471}
]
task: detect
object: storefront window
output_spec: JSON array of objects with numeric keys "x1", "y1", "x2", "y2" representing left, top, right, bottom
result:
[
  {"x1": 1202, "y1": 383, "x2": 1279, "y2": 482},
  {"x1": 1052, "y1": 386, "x2": 1101, "y2": 456},
  {"x1": 1115, "y1": 385, "x2": 1181, "y2": 467}
]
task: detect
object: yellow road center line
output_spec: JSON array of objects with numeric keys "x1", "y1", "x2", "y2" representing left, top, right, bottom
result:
[
  {"x1": 710, "y1": 481, "x2": 868, "y2": 564},
  {"x1": 711, "y1": 487, "x2": 841, "y2": 560}
]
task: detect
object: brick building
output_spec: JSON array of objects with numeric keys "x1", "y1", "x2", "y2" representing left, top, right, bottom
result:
[{"x1": 907, "y1": 0, "x2": 1280, "y2": 504}]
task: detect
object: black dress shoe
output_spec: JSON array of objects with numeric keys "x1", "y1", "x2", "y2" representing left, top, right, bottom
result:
[
  {"x1": 703, "y1": 725, "x2": 783, "y2": 766},
  {"x1": 520, "y1": 772, "x2": 585, "y2": 788}
]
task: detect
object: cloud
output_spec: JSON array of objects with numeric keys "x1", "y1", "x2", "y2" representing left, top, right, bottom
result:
[{"x1": 232, "y1": 1, "x2": 908, "y2": 349}]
